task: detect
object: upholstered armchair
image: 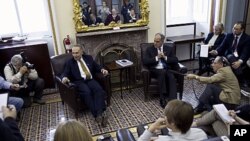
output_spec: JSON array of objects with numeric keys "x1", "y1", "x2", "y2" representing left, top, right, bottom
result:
[
  {"x1": 140, "y1": 42, "x2": 188, "y2": 101},
  {"x1": 50, "y1": 53, "x2": 111, "y2": 118}
]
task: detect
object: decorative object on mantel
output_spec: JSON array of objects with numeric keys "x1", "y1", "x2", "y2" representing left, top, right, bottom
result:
[{"x1": 72, "y1": 0, "x2": 150, "y2": 33}]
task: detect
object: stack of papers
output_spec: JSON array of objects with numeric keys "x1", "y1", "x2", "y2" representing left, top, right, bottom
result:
[
  {"x1": 0, "y1": 93, "x2": 8, "y2": 120},
  {"x1": 115, "y1": 59, "x2": 133, "y2": 67}
]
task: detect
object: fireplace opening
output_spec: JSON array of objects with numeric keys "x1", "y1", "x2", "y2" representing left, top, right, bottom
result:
[{"x1": 96, "y1": 43, "x2": 139, "y2": 90}]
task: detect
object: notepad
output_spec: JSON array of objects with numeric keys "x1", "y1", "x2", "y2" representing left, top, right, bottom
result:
[
  {"x1": 0, "y1": 93, "x2": 8, "y2": 119},
  {"x1": 200, "y1": 45, "x2": 209, "y2": 57},
  {"x1": 115, "y1": 59, "x2": 133, "y2": 67},
  {"x1": 213, "y1": 104, "x2": 235, "y2": 123}
]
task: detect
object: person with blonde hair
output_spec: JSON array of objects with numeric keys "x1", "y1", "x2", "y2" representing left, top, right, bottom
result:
[{"x1": 54, "y1": 120, "x2": 92, "y2": 141}]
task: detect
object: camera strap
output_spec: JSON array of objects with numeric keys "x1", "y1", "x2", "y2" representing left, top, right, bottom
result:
[{"x1": 8, "y1": 63, "x2": 17, "y2": 74}]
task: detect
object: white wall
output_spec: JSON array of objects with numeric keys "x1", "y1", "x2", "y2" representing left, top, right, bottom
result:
[{"x1": 148, "y1": 0, "x2": 164, "y2": 42}]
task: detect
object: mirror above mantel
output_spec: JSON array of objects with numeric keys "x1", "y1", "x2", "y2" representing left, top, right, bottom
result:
[{"x1": 72, "y1": 0, "x2": 149, "y2": 33}]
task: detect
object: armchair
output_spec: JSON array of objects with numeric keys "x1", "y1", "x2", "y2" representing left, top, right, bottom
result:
[
  {"x1": 50, "y1": 53, "x2": 111, "y2": 118},
  {"x1": 140, "y1": 42, "x2": 187, "y2": 101}
]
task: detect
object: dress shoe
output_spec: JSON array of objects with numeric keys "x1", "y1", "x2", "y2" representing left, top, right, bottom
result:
[
  {"x1": 101, "y1": 115, "x2": 108, "y2": 127},
  {"x1": 160, "y1": 99, "x2": 167, "y2": 108},
  {"x1": 33, "y1": 98, "x2": 46, "y2": 105}
]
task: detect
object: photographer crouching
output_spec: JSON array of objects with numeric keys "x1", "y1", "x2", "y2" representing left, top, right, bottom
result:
[{"x1": 4, "y1": 54, "x2": 45, "y2": 107}]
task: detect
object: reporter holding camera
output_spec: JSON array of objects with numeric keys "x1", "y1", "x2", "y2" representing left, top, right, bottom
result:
[{"x1": 4, "y1": 54, "x2": 45, "y2": 107}]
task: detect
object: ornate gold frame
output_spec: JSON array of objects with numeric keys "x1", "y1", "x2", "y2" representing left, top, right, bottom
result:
[{"x1": 72, "y1": 0, "x2": 149, "y2": 33}]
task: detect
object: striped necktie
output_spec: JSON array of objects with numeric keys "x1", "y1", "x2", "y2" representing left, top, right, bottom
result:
[
  {"x1": 80, "y1": 60, "x2": 91, "y2": 79},
  {"x1": 232, "y1": 36, "x2": 238, "y2": 50}
]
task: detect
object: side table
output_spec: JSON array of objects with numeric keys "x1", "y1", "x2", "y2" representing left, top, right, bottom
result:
[{"x1": 104, "y1": 61, "x2": 134, "y2": 99}]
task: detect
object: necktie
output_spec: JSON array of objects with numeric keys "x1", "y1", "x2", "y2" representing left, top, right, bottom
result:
[
  {"x1": 158, "y1": 48, "x2": 167, "y2": 69},
  {"x1": 232, "y1": 36, "x2": 238, "y2": 50},
  {"x1": 79, "y1": 60, "x2": 91, "y2": 79}
]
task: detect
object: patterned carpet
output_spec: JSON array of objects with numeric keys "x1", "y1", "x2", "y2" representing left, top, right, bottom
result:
[{"x1": 17, "y1": 78, "x2": 250, "y2": 141}]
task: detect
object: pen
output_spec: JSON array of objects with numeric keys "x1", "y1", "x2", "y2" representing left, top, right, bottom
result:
[{"x1": 235, "y1": 110, "x2": 240, "y2": 114}]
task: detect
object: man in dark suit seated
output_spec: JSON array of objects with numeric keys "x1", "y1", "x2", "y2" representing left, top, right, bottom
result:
[
  {"x1": 210, "y1": 21, "x2": 250, "y2": 87},
  {"x1": 61, "y1": 44, "x2": 109, "y2": 126},
  {"x1": 198, "y1": 23, "x2": 226, "y2": 75},
  {"x1": 142, "y1": 33, "x2": 178, "y2": 108}
]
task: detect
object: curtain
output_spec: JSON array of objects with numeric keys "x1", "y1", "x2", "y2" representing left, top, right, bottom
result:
[{"x1": 214, "y1": 0, "x2": 227, "y2": 26}]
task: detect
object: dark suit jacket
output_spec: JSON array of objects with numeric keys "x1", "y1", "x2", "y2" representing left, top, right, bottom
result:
[
  {"x1": 104, "y1": 14, "x2": 120, "y2": 26},
  {"x1": 0, "y1": 117, "x2": 24, "y2": 141},
  {"x1": 204, "y1": 32, "x2": 226, "y2": 50},
  {"x1": 216, "y1": 32, "x2": 250, "y2": 63},
  {"x1": 143, "y1": 44, "x2": 178, "y2": 69},
  {"x1": 61, "y1": 55, "x2": 102, "y2": 82}
]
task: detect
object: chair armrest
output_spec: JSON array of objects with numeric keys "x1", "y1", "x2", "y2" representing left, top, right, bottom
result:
[
  {"x1": 94, "y1": 73, "x2": 111, "y2": 106},
  {"x1": 141, "y1": 66, "x2": 150, "y2": 85}
]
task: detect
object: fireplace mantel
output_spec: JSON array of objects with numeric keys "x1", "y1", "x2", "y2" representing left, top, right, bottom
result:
[{"x1": 76, "y1": 26, "x2": 149, "y2": 80}]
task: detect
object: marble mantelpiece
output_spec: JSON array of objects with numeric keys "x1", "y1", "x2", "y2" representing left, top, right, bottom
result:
[{"x1": 76, "y1": 26, "x2": 148, "y2": 80}]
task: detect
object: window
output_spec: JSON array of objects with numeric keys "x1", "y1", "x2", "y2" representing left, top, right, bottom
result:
[
  {"x1": 166, "y1": 0, "x2": 193, "y2": 24},
  {"x1": 166, "y1": 0, "x2": 210, "y2": 25},
  {"x1": 0, "y1": 0, "x2": 50, "y2": 37}
]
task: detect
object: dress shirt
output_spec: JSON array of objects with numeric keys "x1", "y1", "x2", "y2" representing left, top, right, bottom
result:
[
  {"x1": 155, "y1": 45, "x2": 168, "y2": 69},
  {"x1": 77, "y1": 58, "x2": 92, "y2": 79},
  {"x1": 208, "y1": 34, "x2": 219, "y2": 46}
]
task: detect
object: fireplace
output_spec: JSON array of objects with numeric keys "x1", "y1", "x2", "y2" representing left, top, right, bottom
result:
[{"x1": 76, "y1": 26, "x2": 149, "y2": 83}]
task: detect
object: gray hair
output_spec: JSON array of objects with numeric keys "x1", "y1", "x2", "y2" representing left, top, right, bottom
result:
[
  {"x1": 11, "y1": 54, "x2": 23, "y2": 66},
  {"x1": 214, "y1": 23, "x2": 224, "y2": 31},
  {"x1": 155, "y1": 33, "x2": 166, "y2": 42}
]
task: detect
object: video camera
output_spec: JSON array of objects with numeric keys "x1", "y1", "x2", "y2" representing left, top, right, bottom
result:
[{"x1": 20, "y1": 52, "x2": 34, "y2": 69}]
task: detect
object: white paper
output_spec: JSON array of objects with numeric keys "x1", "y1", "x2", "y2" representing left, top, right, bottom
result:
[
  {"x1": 115, "y1": 59, "x2": 133, "y2": 67},
  {"x1": 200, "y1": 45, "x2": 209, "y2": 57},
  {"x1": 213, "y1": 104, "x2": 235, "y2": 123},
  {"x1": 0, "y1": 93, "x2": 8, "y2": 120}
]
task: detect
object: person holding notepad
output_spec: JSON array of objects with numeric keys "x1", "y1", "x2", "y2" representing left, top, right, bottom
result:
[
  {"x1": 192, "y1": 104, "x2": 250, "y2": 136},
  {"x1": 197, "y1": 23, "x2": 226, "y2": 76},
  {"x1": 187, "y1": 56, "x2": 241, "y2": 115}
]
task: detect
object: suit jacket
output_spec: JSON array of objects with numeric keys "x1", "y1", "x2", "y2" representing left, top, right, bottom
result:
[
  {"x1": 143, "y1": 44, "x2": 178, "y2": 70},
  {"x1": 204, "y1": 32, "x2": 226, "y2": 50},
  {"x1": 104, "y1": 14, "x2": 120, "y2": 25},
  {"x1": 61, "y1": 54, "x2": 102, "y2": 82},
  {"x1": 0, "y1": 117, "x2": 24, "y2": 141},
  {"x1": 216, "y1": 32, "x2": 250, "y2": 63},
  {"x1": 197, "y1": 66, "x2": 241, "y2": 105}
]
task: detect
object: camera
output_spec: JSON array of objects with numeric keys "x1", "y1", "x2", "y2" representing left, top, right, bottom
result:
[{"x1": 20, "y1": 52, "x2": 34, "y2": 69}]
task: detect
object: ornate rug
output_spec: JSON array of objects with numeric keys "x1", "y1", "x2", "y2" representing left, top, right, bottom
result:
[{"x1": 18, "y1": 79, "x2": 250, "y2": 141}]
